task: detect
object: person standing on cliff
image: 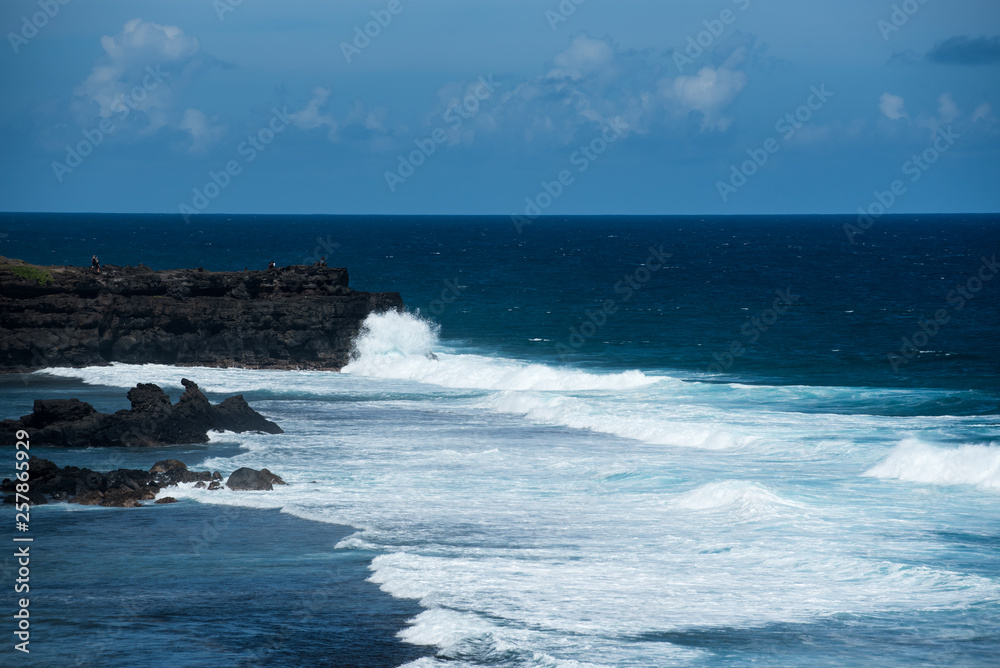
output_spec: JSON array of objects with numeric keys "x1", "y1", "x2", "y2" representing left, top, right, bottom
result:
[{"x1": 91, "y1": 255, "x2": 100, "y2": 273}]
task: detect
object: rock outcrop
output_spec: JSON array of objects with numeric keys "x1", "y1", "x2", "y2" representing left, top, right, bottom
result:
[
  {"x1": 226, "y1": 467, "x2": 286, "y2": 491},
  {"x1": 0, "y1": 379, "x2": 282, "y2": 447},
  {"x1": 1, "y1": 458, "x2": 285, "y2": 507},
  {"x1": 1, "y1": 457, "x2": 220, "y2": 507},
  {"x1": 0, "y1": 258, "x2": 403, "y2": 373}
]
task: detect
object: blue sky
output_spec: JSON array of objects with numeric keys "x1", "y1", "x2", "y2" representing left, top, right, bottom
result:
[{"x1": 1, "y1": 0, "x2": 998, "y2": 215}]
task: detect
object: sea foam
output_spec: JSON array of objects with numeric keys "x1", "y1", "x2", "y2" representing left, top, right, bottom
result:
[
  {"x1": 342, "y1": 311, "x2": 663, "y2": 392},
  {"x1": 864, "y1": 438, "x2": 1000, "y2": 490}
]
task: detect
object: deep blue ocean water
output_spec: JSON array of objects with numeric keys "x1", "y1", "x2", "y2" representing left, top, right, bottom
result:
[{"x1": 1, "y1": 213, "x2": 998, "y2": 667}]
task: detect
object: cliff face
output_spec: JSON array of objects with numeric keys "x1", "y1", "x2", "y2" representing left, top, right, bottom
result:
[{"x1": 0, "y1": 259, "x2": 403, "y2": 372}]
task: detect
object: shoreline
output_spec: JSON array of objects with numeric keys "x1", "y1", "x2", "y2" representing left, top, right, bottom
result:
[{"x1": 0, "y1": 366, "x2": 430, "y2": 665}]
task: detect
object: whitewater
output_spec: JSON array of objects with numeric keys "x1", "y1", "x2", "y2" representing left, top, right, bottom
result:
[{"x1": 39, "y1": 311, "x2": 1000, "y2": 667}]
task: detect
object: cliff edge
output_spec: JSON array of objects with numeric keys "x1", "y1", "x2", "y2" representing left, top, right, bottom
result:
[{"x1": 0, "y1": 258, "x2": 402, "y2": 372}]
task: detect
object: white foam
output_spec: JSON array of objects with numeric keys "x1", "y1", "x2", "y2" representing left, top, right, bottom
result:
[
  {"x1": 29, "y1": 315, "x2": 1000, "y2": 666},
  {"x1": 864, "y1": 438, "x2": 1000, "y2": 490},
  {"x1": 351, "y1": 309, "x2": 441, "y2": 359},
  {"x1": 486, "y1": 391, "x2": 753, "y2": 450},
  {"x1": 36, "y1": 362, "x2": 342, "y2": 396},
  {"x1": 206, "y1": 429, "x2": 241, "y2": 442},
  {"x1": 117, "y1": 369, "x2": 998, "y2": 666},
  {"x1": 342, "y1": 312, "x2": 662, "y2": 392},
  {"x1": 673, "y1": 481, "x2": 804, "y2": 518}
]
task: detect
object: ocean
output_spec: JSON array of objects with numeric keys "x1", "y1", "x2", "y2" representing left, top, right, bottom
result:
[{"x1": 1, "y1": 213, "x2": 998, "y2": 667}]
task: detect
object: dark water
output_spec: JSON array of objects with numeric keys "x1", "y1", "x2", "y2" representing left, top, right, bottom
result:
[
  {"x1": 2, "y1": 212, "x2": 997, "y2": 390},
  {"x1": 1, "y1": 213, "x2": 998, "y2": 667},
  {"x1": 3, "y1": 496, "x2": 428, "y2": 667}
]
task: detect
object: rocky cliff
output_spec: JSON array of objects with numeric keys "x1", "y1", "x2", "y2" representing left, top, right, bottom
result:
[{"x1": 0, "y1": 258, "x2": 403, "y2": 372}]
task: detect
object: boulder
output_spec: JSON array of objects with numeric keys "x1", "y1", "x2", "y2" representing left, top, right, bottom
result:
[
  {"x1": 226, "y1": 467, "x2": 285, "y2": 491},
  {"x1": 100, "y1": 488, "x2": 143, "y2": 508},
  {"x1": 150, "y1": 459, "x2": 187, "y2": 474},
  {"x1": 212, "y1": 396, "x2": 284, "y2": 434}
]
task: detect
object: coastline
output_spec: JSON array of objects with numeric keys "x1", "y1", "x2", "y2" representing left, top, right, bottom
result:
[
  {"x1": 0, "y1": 366, "x2": 430, "y2": 667},
  {"x1": 1, "y1": 213, "x2": 997, "y2": 666},
  {"x1": 5, "y1": 500, "x2": 429, "y2": 667}
]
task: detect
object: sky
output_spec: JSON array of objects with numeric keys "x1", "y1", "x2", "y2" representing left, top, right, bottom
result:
[{"x1": 1, "y1": 0, "x2": 998, "y2": 216}]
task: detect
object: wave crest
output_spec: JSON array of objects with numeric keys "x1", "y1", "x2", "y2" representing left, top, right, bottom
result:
[
  {"x1": 673, "y1": 481, "x2": 801, "y2": 518},
  {"x1": 343, "y1": 311, "x2": 662, "y2": 392},
  {"x1": 864, "y1": 438, "x2": 1000, "y2": 490}
]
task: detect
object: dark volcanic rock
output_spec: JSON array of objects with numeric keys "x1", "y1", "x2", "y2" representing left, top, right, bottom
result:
[
  {"x1": 70, "y1": 490, "x2": 104, "y2": 505},
  {"x1": 149, "y1": 459, "x2": 188, "y2": 474},
  {"x1": 0, "y1": 379, "x2": 282, "y2": 447},
  {"x1": 226, "y1": 467, "x2": 286, "y2": 491},
  {"x1": 2, "y1": 457, "x2": 284, "y2": 506},
  {"x1": 212, "y1": 394, "x2": 286, "y2": 433},
  {"x1": 0, "y1": 259, "x2": 404, "y2": 373}
]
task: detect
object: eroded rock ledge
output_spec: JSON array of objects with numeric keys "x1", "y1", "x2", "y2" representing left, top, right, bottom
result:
[
  {"x1": 0, "y1": 379, "x2": 282, "y2": 448},
  {"x1": 0, "y1": 258, "x2": 403, "y2": 372}
]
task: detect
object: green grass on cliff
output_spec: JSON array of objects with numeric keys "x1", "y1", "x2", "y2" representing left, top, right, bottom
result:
[{"x1": 10, "y1": 264, "x2": 53, "y2": 286}]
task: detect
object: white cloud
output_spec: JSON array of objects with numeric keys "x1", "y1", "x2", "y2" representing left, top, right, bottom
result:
[
  {"x1": 872, "y1": 91, "x2": 996, "y2": 143},
  {"x1": 289, "y1": 34, "x2": 752, "y2": 153},
  {"x1": 287, "y1": 88, "x2": 395, "y2": 149},
  {"x1": 547, "y1": 35, "x2": 615, "y2": 81},
  {"x1": 180, "y1": 108, "x2": 227, "y2": 154},
  {"x1": 972, "y1": 102, "x2": 996, "y2": 124},
  {"x1": 504, "y1": 36, "x2": 751, "y2": 141},
  {"x1": 669, "y1": 66, "x2": 747, "y2": 131},
  {"x1": 879, "y1": 93, "x2": 908, "y2": 120},
  {"x1": 75, "y1": 18, "x2": 199, "y2": 119},
  {"x1": 937, "y1": 92, "x2": 960, "y2": 123},
  {"x1": 290, "y1": 86, "x2": 338, "y2": 139},
  {"x1": 99, "y1": 18, "x2": 199, "y2": 62}
]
